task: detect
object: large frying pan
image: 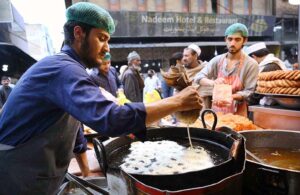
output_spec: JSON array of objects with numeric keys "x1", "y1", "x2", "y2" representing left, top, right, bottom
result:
[
  {"x1": 93, "y1": 110, "x2": 245, "y2": 192},
  {"x1": 240, "y1": 130, "x2": 300, "y2": 195}
]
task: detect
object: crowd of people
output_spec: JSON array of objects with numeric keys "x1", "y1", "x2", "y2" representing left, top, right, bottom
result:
[{"x1": 0, "y1": 2, "x2": 298, "y2": 194}]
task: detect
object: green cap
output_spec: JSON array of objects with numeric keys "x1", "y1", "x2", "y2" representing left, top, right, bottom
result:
[
  {"x1": 225, "y1": 23, "x2": 248, "y2": 37},
  {"x1": 103, "y1": 52, "x2": 111, "y2": 61},
  {"x1": 66, "y1": 2, "x2": 115, "y2": 35}
]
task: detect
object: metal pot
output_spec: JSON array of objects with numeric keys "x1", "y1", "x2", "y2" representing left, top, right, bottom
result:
[
  {"x1": 240, "y1": 130, "x2": 300, "y2": 195},
  {"x1": 94, "y1": 110, "x2": 246, "y2": 194}
]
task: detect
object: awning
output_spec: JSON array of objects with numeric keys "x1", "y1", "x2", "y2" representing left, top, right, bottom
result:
[
  {"x1": 0, "y1": 42, "x2": 36, "y2": 77},
  {"x1": 109, "y1": 41, "x2": 281, "y2": 49}
]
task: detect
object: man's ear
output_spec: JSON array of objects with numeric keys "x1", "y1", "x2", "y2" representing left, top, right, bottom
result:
[
  {"x1": 243, "y1": 37, "x2": 248, "y2": 44},
  {"x1": 73, "y1": 26, "x2": 84, "y2": 40}
]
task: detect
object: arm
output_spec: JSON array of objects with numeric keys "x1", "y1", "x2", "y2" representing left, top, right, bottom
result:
[
  {"x1": 145, "y1": 86, "x2": 201, "y2": 124},
  {"x1": 48, "y1": 65, "x2": 200, "y2": 138},
  {"x1": 195, "y1": 55, "x2": 221, "y2": 86},
  {"x1": 236, "y1": 59, "x2": 259, "y2": 99},
  {"x1": 75, "y1": 151, "x2": 90, "y2": 177},
  {"x1": 73, "y1": 125, "x2": 90, "y2": 177}
]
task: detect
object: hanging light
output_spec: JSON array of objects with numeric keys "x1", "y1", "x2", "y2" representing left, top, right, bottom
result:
[
  {"x1": 2, "y1": 64, "x2": 8, "y2": 72},
  {"x1": 214, "y1": 48, "x2": 218, "y2": 56},
  {"x1": 289, "y1": 0, "x2": 300, "y2": 5}
]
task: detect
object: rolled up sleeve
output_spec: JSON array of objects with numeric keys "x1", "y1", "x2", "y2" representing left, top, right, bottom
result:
[{"x1": 73, "y1": 124, "x2": 88, "y2": 154}]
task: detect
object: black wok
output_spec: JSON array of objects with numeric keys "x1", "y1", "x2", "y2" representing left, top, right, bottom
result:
[{"x1": 93, "y1": 110, "x2": 246, "y2": 193}]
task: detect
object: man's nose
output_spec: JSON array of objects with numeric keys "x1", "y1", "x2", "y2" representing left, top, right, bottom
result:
[{"x1": 103, "y1": 42, "x2": 110, "y2": 52}]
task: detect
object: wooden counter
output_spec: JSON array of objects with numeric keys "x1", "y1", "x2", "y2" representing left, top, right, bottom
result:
[{"x1": 249, "y1": 105, "x2": 300, "y2": 131}]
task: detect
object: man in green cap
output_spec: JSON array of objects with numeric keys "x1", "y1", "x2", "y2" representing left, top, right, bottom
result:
[
  {"x1": 88, "y1": 52, "x2": 123, "y2": 97},
  {"x1": 0, "y1": 2, "x2": 202, "y2": 194},
  {"x1": 195, "y1": 23, "x2": 258, "y2": 116}
]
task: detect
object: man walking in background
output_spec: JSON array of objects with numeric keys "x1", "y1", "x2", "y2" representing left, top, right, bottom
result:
[{"x1": 121, "y1": 51, "x2": 144, "y2": 102}]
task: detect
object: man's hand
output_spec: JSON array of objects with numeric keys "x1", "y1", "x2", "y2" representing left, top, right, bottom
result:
[
  {"x1": 212, "y1": 99, "x2": 232, "y2": 107},
  {"x1": 174, "y1": 86, "x2": 203, "y2": 111}
]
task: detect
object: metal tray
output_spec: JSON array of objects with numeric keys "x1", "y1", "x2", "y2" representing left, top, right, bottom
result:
[
  {"x1": 255, "y1": 92, "x2": 300, "y2": 98},
  {"x1": 272, "y1": 96, "x2": 300, "y2": 109},
  {"x1": 255, "y1": 93, "x2": 300, "y2": 109}
]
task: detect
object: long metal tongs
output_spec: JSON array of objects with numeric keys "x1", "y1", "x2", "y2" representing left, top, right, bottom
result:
[{"x1": 65, "y1": 173, "x2": 109, "y2": 195}]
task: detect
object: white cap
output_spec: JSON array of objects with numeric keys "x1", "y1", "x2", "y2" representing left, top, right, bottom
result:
[
  {"x1": 188, "y1": 44, "x2": 201, "y2": 56},
  {"x1": 246, "y1": 42, "x2": 267, "y2": 55}
]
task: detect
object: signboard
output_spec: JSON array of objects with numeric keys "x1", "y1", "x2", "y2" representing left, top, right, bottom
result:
[{"x1": 110, "y1": 11, "x2": 275, "y2": 37}]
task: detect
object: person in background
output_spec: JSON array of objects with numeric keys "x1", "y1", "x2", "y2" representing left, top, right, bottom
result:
[
  {"x1": 283, "y1": 57, "x2": 293, "y2": 70},
  {"x1": 182, "y1": 44, "x2": 208, "y2": 83},
  {"x1": 0, "y1": 76, "x2": 13, "y2": 109},
  {"x1": 0, "y1": 2, "x2": 202, "y2": 194},
  {"x1": 182, "y1": 44, "x2": 209, "y2": 109},
  {"x1": 89, "y1": 52, "x2": 122, "y2": 97},
  {"x1": 161, "y1": 52, "x2": 183, "y2": 99},
  {"x1": 195, "y1": 23, "x2": 259, "y2": 116},
  {"x1": 119, "y1": 64, "x2": 128, "y2": 80},
  {"x1": 246, "y1": 42, "x2": 286, "y2": 72},
  {"x1": 165, "y1": 52, "x2": 183, "y2": 124},
  {"x1": 293, "y1": 62, "x2": 299, "y2": 70},
  {"x1": 143, "y1": 69, "x2": 162, "y2": 100},
  {"x1": 121, "y1": 51, "x2": 144, "y2": 102},
  {"x1": 246, "y1": 42, "x2": 287, "y2": 107}
]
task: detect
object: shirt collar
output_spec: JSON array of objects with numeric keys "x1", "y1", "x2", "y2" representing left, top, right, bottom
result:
[{"x1": 61, "y1": 45, "x2": 86, "y2": 68}]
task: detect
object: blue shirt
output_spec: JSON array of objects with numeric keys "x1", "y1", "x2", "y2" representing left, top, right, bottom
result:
[
  {"x1": 89, "y1": 67, "x2": 122, "y2": 97},
  {"x1": 0, "y1": 45, "x2": 146, "y2": 147}
]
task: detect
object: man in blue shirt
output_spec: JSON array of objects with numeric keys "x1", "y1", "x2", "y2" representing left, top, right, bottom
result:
[
  {"x1": 89, "y1": 52, "x2": 122, "y2": 97},
  {"x1": 0, "y1": 2, "x2": 202, "y2": 194}
]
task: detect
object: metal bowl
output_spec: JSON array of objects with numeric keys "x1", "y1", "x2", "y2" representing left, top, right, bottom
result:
[{"x1": 272, "y1": 96, "x2": 300, "y2": 109}]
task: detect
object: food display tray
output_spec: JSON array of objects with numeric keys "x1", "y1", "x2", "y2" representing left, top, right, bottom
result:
[
  {"x1": 255, "y1": 93, "x2": 300, "y2": 109},
  {"x1": 255, "y1": 92, "x2": 300, "y2": 98}
]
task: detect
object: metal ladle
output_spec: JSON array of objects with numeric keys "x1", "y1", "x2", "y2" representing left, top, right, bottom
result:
[{"x1": 246, "y1": 149, "x2": 265, "y2": 164}]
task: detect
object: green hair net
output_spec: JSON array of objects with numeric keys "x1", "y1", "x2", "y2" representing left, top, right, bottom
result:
[
  {"x1": 103, "y1": 52, "x2": 111, "y2": 61},
  {"x1": 225, "y1": 23, "x2": 248, "y2": 37},
  {"x1": 66, "y1": 2, "x2": 115, "y2": 35}
]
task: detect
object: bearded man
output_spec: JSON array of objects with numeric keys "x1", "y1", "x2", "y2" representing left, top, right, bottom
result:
[
  {"x1": 0, "y1": 2, "x2": 202, "y2": 194},
  {"x1": 121, "y1": 51, "x2": 145, "y2": 102},
  {"x1": 195, "y1": 23, "x2": 258, "y2": 116}
]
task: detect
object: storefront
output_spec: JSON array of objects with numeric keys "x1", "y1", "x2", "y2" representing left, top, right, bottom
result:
[{"x1": 108, "y1": 11, "x2": 277, "y2": 73}]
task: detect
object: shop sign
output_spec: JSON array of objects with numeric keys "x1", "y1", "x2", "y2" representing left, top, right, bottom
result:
[{"x1": 110, "y1": 11, "x2": 275, "y2": 37}]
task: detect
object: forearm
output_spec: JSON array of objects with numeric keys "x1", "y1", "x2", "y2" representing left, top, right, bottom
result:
[
  {"x1": 232, "y1": 93, "x2": 244, "y2": 101},
  {"x1": 200, "y1": 78, "x2": 214, "y2": 86},
  {"x1": 145, "y1": 86, "x2": 202, "y2": 124},
  {"x1": 75, "y1": 152, "x2": 90, "y2": 177},
  {"x1": 145, "y1": 96, "x2": 180, "y2": 125}
]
